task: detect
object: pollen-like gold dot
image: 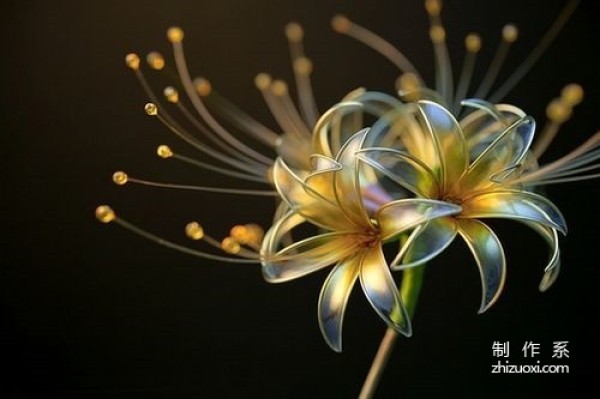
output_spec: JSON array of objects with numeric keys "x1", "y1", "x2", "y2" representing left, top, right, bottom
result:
[
  {"x1": 144, "y1": 103, "x2": 158, "y2": 116},
  {"x1": 146, "y1": 51, "x2": 165, "y2": 70},
  {"x1": 294, "y1": 57, "x2": 313, "y2": 75},
  {"x1": 163, "y1": 86, "x2": 179, "y2": 103},
  {"x1": 429, "y1": 25, "x2": 446, "y2": 43},
  {"x1": 221, "y1": 237, "x2": 241, "y2": 254},
  {"x1": 95, "y1": 205, "x2": 115, "y2": 223},
  {"x1": 465, "y1": 33, "x2": 481, "y2": 52},
  {"x1": 125, "y1": 53, "x2": 140, "y2": 70},
  {"x1": 167, "y1": 26, "x2": 184, "y2": 43},
  {"x1": 193, "y1": 77, "x2": 212, "y2": 97},
  {"x1": 502, "y1": 24, "x2": 518, "y2": 42},
  {"x1": 331, "y1": 15, "x2": 352, "y2": 33},
  {"x1": 271, "y1": 80, "x2": 288, "y2": 96},
  {"x1": 254, "y1": 73, "x2": 272, "y2": 91},
  {"x1": 546, "y1": 99, "x2": 572, "y2": 123},
  {"x1": 112, "y1": 171, "x2": 128, "y2": 185},
  {"x1": 561, "y1": 83, "x2": 584, "y2": 106},
  {"x1": 185, "y1": 222, "x2": 205, "y2": 240},
  {"x1": 285, "y1": 22, "x2": 304, "y2": 42},
  {"x1": 230, "y1": 225, "x2": 250, "y2": 244},
  {"x1": 157, "y1": 145, "x2": 173, "y2": 158},
  {"x1": 425, "y1": 0, "x2": 442, "y2": 17}
]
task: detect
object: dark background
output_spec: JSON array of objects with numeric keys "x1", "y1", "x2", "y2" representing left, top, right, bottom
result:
[{"x1": 2, "y1": 0, "x2": 598, "y2": 397}]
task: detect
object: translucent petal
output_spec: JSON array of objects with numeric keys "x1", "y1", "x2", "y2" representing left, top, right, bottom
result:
[
  {"x1": 318, "y1": 255, "x2": 361, "y2": 352},
  {"x1": 377, "y1": 199, "x2": 461, "y2": 241},
  {"x1": 457, "y1": 218, "x2": 507, "y2": 313},
  {"x1": 333, "y1": 129, "x2": 372, "y2": 227},
  {"x1": 461, "y1": 190, "x2": 567, "y2": 234},
  {"x1": 272, "y1": 158, "x2": 350, "y2": 230},
  {"x1": 357, "y1": 147, "x2": 440, "y2": 198},
  {"x1": 262, "y1": 232, "x2": 355, "y2": 283},
  {"x1": 460, "y1": 116, "x2": 535, "y2": 191},
  {"x1": 391, "y1": 218, "x2": 457, "y2": 270},
  {"x1": 520, "y1": 221, "x2": 561, "y2": 292},
  {"x1": 418, "y1": 100, "x2": 469, "y2": 192},
  {"x1": 359, "y1": 246, "x2": 411, "y2": 336},
  {"x1": 313, "y1": 101, "x2": 363, "y2": 157}
]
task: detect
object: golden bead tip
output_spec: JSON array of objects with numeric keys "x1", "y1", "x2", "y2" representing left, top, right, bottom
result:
[
  {"x1": 285, "y1": 22, "x2": 304, "y2": 42},
  {"x1": 193, "y1": 77, "x2": 212, "y2": 97},
  {"x1": 95, "y1": 205, "x2": 115, "y2": 223},
  {"x1": 185, "y1": 222, "x2": 204, "y2": 240},
  {"x1": 254, "y1": 73, "x2": 272, "y2": 91},
  {"x1": 502, "y1": 24, "x2": 518, "y2": 42},
  {"x1": 331, "y1": 15, "x2": 352, "y2": 33},
  {"x1": 144, "y1": 103, "x2": 158, "y2": 116},
  {"x1": 112, "y1": 171, "x2": 128, "y2": 185},
  {"x1": 157, "y1": 145, "x2": 173, "y2": 158},
  {"x1": 221, "y1": 237, "x2": 241, "y2": 254},
  {"x1": 230, "y1": 225, "x2": 250, "y2": 244},
  {"x1": 546, "y1": 99, "x2": 572, "y2": 123},
  {"x1": 271, "y1": 80, "x2": 288, "y2": 96},
  {"x1": 146, "y1": 51, "x2": 165, "y2": 70},
  {"x1": 294, "y1": 57, "x2": 313, "y2": 75},
  {"x1": 561, "y1": 83, "x2": 584, "y2": 106},
  {"x1": 125, "y1": 53, "x2": 140, "y2": 70},
  {"x1": 429, "y1": 25, "x2": 446, "y2": 43},
  {"x1": 167, "y1": 26, "x2": 184, "y2": 43},
  {"x1": 425, "y1": 0, "x2": 442, "y2": 17},
  {"x1": 465, "y1": 33, "x2": 482, "y2": 52},
  {"x1": 163, "y1": 86, "x2": 179, "y2": 103}
]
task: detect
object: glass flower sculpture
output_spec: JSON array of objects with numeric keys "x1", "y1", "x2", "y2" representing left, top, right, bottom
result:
[{"x1": 96, "y1": 0, "x2": 598, "y2": 396}]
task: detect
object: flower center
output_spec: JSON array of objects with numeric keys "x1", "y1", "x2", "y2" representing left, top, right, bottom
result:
[{"x1": 353, "y1": 229, "x2": 380, "y2": 248}]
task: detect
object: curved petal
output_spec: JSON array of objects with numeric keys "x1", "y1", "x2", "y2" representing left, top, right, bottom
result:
[
  {"x1": 460, "y1": 116, "x2": 535, "y2": 191},
  {"x1": 313, "y1": 101, "x2": 364, "y2": 157},
  {"x1": 457, "y1": 219, "x2": 507, "y2": 314},
  {"x1": 357, "y1": 147, "x2": 440, "y2": 198},
  {"x1": 377, "y1": 199, "x2": 461, "y2": 240},
  {"x1": 261, "y1": 212, "x2": 355, "y2": 283},
  {"x1": 359, "y1": 246, "x2": 411, "y2": 336},
  {"x1": 318, "y1": 255, "x2": 361, "y2": 352},
  {"x1": 333, "y1": 129, "x2": 372, "y2": 226},
  {"x1": 272, "y1": 158, "x2": 350, "y2": 230},
  {"x1": 461, "y1": 190, "x2": 567, "y2": 234},
  {"x1": 520, "y1": 221, "x2": 561, "y2": 292},
  {"x1": 391, "y1": 218, "x2": 458, "y2": 270},
  {"x1": 418, "y1": 100, "x2": 469, "y2": 192}
]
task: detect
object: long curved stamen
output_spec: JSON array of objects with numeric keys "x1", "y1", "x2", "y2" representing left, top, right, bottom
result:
[
  {"x1": 490, "y1": 0, "x2": 580, "y2": 102},
  {"x1": 167, "y1": 27, "x2": 273, "y2": 166},
  {"x1": 145, "y1": 103, "x2": 269, "y2": 176},
  {"x1": 285, "y1": 22, "x2": 320, "y2": 127},
  {"x1": 474, "y1": 24, "x2": 518, "y2": 100},
  {"x1": 532, "y1": 84, "x2": 584, "y2": 159},
  {"x1": 426, "y1": 0, "x2": 454, "y2": 104},
  {"x1": 111, "y1": 171, "x2": 277, "y2": 197},
  {"x1": 156, "y1": 145, "x2": 269, "y2": 183},
  {"x1": 331, "y1": 15, "x2": 424, "y2": 84},
  {"x1": 95, "y1": 205, "x2": 260, "y2": 263},
  {"x1": 453, "y1": 33, "x2": 482, "y2": 112}
]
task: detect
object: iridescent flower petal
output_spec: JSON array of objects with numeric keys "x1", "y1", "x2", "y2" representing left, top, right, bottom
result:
[
  {"x1": 334, "y1": 129, "x2": 372, "y2": 226},
  {"x1": 359, "y1": 246, "x2": 411, "y2": 336},
  {"x1": 521, "y1": 221, "x2": 561, "y2": 292},
  {"x1": 457, "y1": 218, "x2": 506, "y2": 314},
  {"x1": 318, "y1": 255, "x2": 361, "y2": 352},
  {"x1": 462, "y1": 190, "x2": 567, "y2": 234},
  {"x1": 356, "y1": 147, "x2": 439, "y2": 198},
  {"x1": 377, "y1": 199, "x2": 461, "y2": 241},
  {"x1": 391, "y1": 218, "x2": 457, "y2": 270},
  {"x1": 261, "y1": 212, "x2": 355, "y2": 283},
  {"x1": 460, "y1": 116, "x2": 535, "y2": 191},
  {"x1": 418, "y1": 100, "x2": 468, "y2": 192},
  {"x1": 313, "y1": 101, "x2": 364, "y2": 157},
  {"x1": 272, "y1": 157, "x2": 350, "y2": 230}
]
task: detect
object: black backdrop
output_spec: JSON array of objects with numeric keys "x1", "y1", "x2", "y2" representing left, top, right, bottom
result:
[{"x1": 2, "y1": 0, "x2": 598, "y2": 397}]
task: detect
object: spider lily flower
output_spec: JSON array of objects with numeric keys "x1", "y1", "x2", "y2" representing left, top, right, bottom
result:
[
  {"x1": 355, "y1": 97, "x2": 599, "y2": 312},
  {"x1": 261, "y1": 129, "x2": 461, "y2": 351}
]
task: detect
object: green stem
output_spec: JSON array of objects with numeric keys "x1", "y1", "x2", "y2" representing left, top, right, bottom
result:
[{"x1": 358, "y1": 265, "x2": 425, "y2": 399}]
